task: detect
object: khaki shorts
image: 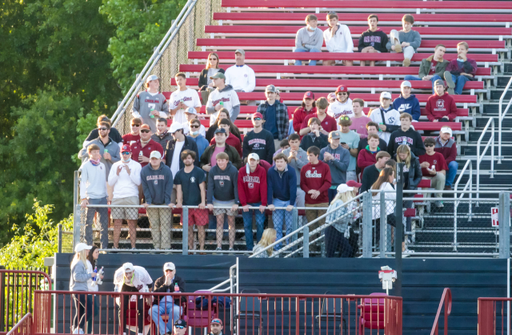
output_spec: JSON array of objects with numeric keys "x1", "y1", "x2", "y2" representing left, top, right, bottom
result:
[
  {"x1": 111, "y1": 196, "x2": 139, "y2": 220},
  {"x1": 212, "y1": 200, "x2": 237, "y2": 217}
]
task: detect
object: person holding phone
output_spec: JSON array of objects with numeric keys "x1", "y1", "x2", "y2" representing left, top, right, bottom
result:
[{"x1": 419, "y1": 137, "x2": 448, "y2": 208}]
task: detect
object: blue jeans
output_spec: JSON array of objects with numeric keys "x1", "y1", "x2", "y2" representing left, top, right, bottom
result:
[
  {"x1": 449, "y1": 74, "x2": 470, "y2": 95},
  {"x1": 446, "y1": 161, "x2": 458, "y2": 187},
  {"x1": 404, "y1": 74, "x2": 442, "y2": 94},
  {"x1": 242, "y1": 202, "x2": 266, "y2": 250},
  {"x1": 272, "y1": 199, "x2": 293, "y2": 250},
  {"x1": 293, "y1": 47, "x2": 321, "y2": 66},
  {"x1": 150, "y1": 299, "x2": 182, "y2": 335}
]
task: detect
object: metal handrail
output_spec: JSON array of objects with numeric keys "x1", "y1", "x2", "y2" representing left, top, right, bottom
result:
[
  {"x1": 453, "y1": 160, "x2": 473, "y2": 251},
  {"x1": 6, "y1": 313, "x2": 32, "y2": 335},
  {"x1": 476, "y1": 117, "x2": 495, "y2": 201},
  {"x1": 498, "y1": 76, "x2": 512, "y2": 163},
  {"x1": 430, "y1": 288, "x2": 452, "y2": 335}
]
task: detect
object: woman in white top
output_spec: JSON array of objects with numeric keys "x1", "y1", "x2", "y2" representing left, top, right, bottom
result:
[
  {"x1": 86, "y1": 246, "x2": 103, "y2": 333},
  {"x1": 325, "y1": 184, "x2": 357, "y2": 258},
  {"x1": 70, "y1": 243, "x2": 96, "y2": 334}
]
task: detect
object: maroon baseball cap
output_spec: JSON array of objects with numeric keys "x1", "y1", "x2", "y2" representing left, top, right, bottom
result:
[
  {"x1": 347, "y1": 180, "x2": 362, "y2": 188},
  {"x1": 336, "y1": 85, "x2": 348, "y2": 93},
  {"x1": 121, "y1": 144, "x2": 131, "y2": 152},
  {"x1": 252, "y1": 112, "x2": 263, "y2": 120},
  {"x1": 303, "y1": 91, "x2": 315, "y2": 100}
]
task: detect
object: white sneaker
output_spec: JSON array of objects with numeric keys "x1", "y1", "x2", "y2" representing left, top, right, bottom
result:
[{"x1": 73, "y1": 328, "x2": 84, "y2": 334}]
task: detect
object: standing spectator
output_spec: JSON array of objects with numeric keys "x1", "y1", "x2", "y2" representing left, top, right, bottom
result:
[
  {"x1": 70, "y1": 243, "x2": 95, "y2": 334},
  {"x1": 273, "y1": 139, "x2": 290, "y2": 158},
  {"x1": 200, "y1": 128, "x2": 242, "y2": 171},
  {"x1": 358, "y1": 14, "x2": 389, "y2": 67},
  {"x1": 123, "y1": 118, "x2": 142, "y2": 146},
  {"x1": 188, "y1": 118, "x2": 209, "y2": 159},
  {"x1": 84, "y1": 114, "x2": 123, "y2": 148},
  {"x1": 132, "y1": 74, "x2": 169, "y2": 133},
  {"x1": 257, "y1": 84, "x2": 289, "y2": 150},
  {"x1": 435, "y1": 126, "x2": 458, "y2": 190},
  {"x1": 293, "y1": 91, "x2": 317, "y2": 134},
  {"x1": 198, "y1": 52, "x2": 225, "y2": 104},
  {"x1": 86, "y1": 246, "x2": 103, "y2": 333},
  {"x1": 323, "y1": 12, "x2": 354, "y2": 66},
  {"x1": 79, "y1": 145, "x2": 109, "y2": 249},
  {"x1": 301, "y1": 97, "x2": 337, "y2": 136},
  {"x1": 252, "y1": 228, "x2": 277, "y2": 257},
  {"x1": 267, "y1": 153, "x2": 297, "y2": 250},
  {"x1": 225, "y1": 49, "x2": 256, "y2": 93},
  {"x1": 151, "y1": 118, "x2": 173, "y2": 150},
  {"x1": 210, "y1": 319, "x2": 224, "y2": 335},
  {"x1": 108, "y1": 144, "x2": 142, "y2": 250},
  {"x1": 171, "y1": 320, "x2": 187, "y2": 335},
  {"x1": 320, "y1": 131, "x2": 350, "y2": 201},
  {"x1": 350, "y1": 98, "x2": 371, "y2": 138},
  {"x1": 301, "y1": 146, "x2": 332, "y2": 245},
  {"x1": 357, "y1": 134, "x2": 382, "y2": 175},
  {"x1": 300, "y1": 117, "x2": 329, "y2": 151},
  {"x1": 238, "y1": 153, "x2": 268, "y2": 251},
  {"x1": 387, "y1": 113, "x2": 426, "y2": 158},
  {"x1": 207, "y1": 152, "x2": 239, "y2": 252},
  {"x1": 131, "y1": 124, "x2": 164, "y2": 168},
  {"x1": 170, "y1": 72, "x2": 202, "y2": 124},
  {"x1": 404, "y1": 44, "x2": 448, "y2": 94},
  {"x1": 361, "y1": 151, "x2": 391, "y2": 193},
  {"x1": 444, "y1": 41, "x2": 477, "y2": 95},
  {"x1": 175, "y1": 150, "x2": 208, "y2": 251},
  {"x1": 368, "y1": 92, "x2": 401, "y2": 144},
  {"x1": 370, "y1": 168, "x2": 397, "y2": 242},
  {"x1": 357, "y1": 121, "x2": 388, "y2": 153},
  {"x1": 419, "y1": 138, "x2": 448, "y2": 207},
  {"x1": 327, "y1": 85, "x2": 353, "y2": 120},
  {"x1": 396, "y1": 145, "x2": 422, "y2": 234},
  {"x1": 165, "y1": 122, "x2": 199, "y2": 178},
  {"x1": 243, "y1": 112, "x2": 276, "y2": 164},
  {"x1": 392, "y1": 81, "x2": 421, "y2": 121},
  {"x1": 183, "y1": 107, "x2": 206, "y2": 137},
  {"x1": 210, "y1": 119, "x2": 242, "y2": 157},
  {"x1": 325, "y1": 184, "x2": 356, "y2": 258},
  {"x1": 141, "y1": 151, "x2": 174, "y2": 250},
  {"x1": 283, "y1": 134, "x2": 307, "y2": 208},
  {"x1": 425, "y1": 80, "x2": 457, "y2": 122},
  {"x1": 338, "y1": 117, "x2": 360, "y2": 181},
  {"x1": 205, "y1": 109, "x2": 242, "y2": 143},
  {"x1": 386, "y1": 14, "x2": 421, "y2": 67},
  {"x1": 206, "y1": 72, "x2": 240, "y2": 125},
  {"x1": 293, "y1": 14, "x2": 323, "y2": 66}
]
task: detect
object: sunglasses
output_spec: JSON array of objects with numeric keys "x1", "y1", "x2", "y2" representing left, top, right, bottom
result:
[
  {"x1": 140, "y1": 129, "x2": 150, "y2": 133},
  {"x1": 131, "y1": 124, "x2": 140, "y2": 127},
  {"x1": 337, "y1": 92, "x2": 348, "y2": 95},
  {"x1": 253, "y1": 117, "x2": 262, "y2": 121},
  {"x1": 425, "y1": 144, "x2": 435, "y2": 147},
  {"x1": 98, "y1": 128, "x2": 108, "y2": 131},
  {"x1": 122, "y1": 151, "x2": 131, "y2": 155},
  {"x1": 175, "y1": 326, "x2": 185, "y2": 329},
  {"x1": 190, "y1": 125, "x2": 200, "y2": 129}
]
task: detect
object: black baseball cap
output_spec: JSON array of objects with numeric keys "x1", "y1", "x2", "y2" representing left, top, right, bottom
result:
[{"x1": 175, "y1": 319, "x2": 187, "y2": 327}]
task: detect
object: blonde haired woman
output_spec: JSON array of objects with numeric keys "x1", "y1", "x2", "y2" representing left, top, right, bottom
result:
[
  {"x1": 198, "y1": 52, "x2": 225, "y2": 104},
  {"x1": 70, "y1": 243, "x2": 96, "y2": 334},
  {"x1": 252, "y1": 228, "x2": 277, "y2": 258}
]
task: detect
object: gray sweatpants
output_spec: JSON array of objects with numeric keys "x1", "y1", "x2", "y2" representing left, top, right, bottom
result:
[{"x1": 389, "y1": 30, "x2": 415, "y2": 60}]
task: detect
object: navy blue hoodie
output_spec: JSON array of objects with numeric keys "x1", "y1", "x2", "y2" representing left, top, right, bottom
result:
[
  {"x1": 141, "y1": 162, "x2": 174, "y2": 205},
  {"x1": 392, "y1": 94, "x2": 421, "y2": 121}
]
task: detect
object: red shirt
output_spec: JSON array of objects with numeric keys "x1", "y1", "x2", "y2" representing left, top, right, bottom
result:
[
  {"x1": 419, "y1": 152, "x2": 448, "y2": 177},
  {"x1": 123, "y1": 133, "x2": 140, "y2": 146},
  {"x1": 130, "y1": 139, "x2": 164, "y2": 168},
  {"x1": 237, "y1": 165, "x2": 268, "y2": 206},
  {"x1": 259, "y1": 160, "x2": 271, "y2": 172},
  {"x1": 211, "y1": 133, "x2": 242, "y2": 157},
  {"x1": 300, "y1": 161, "x2": 332, "y2": 205},
  {"x1": 293, "y1": 106, "x2": 317, "y2": 133},
  {"x1": 429, "y1": 59, "x2": 438, "y2": 75},
  {"x1": 425, "y1": 93, "x2": 457, "y2": 121},
  {"x1": 301, "y1": 113, "x2": 337, "y2": 135},
  {"x1": 357, "y1": 149, "x2": 379, "y2": 175}
]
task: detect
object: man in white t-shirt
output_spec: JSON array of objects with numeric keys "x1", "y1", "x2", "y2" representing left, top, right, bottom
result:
[
  {"x1": 368, "y1": 92, "x2": 401, "y2": 144},
  {"x1": 206, "y1": 72, "x2": 241, "y2": 125},
  {"x1": 327, "y1": 85, "x2": 354, "y2": 120},
  {"x1": 224, "y1": 49, "x2": 256, "y2": 93},
  {"x1": 170, "y1": 72, "x2": 202, "y2": 124}
]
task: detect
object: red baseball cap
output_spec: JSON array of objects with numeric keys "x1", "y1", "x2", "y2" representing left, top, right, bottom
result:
[
  {"x1": 252, "y1": 112, "x2": 263, "y2": 120},
  {"x1": 336, "y1": 85, "x2": 348, "y2": 93},
  {"x1": 121, "y1": 144, "x2": 131, "y2": 153},
  {"x1": 347, "y1": 180, "x2": 362, "y2": 188},
  {"x1": 303, "y1": 91, "x2": 315, "y2": 100}
]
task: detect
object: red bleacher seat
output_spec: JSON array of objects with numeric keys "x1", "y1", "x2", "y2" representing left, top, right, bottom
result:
[
  {"x1": 404, "y1": 208, "x2": 417, "y2": 217},
  {"x1": 417, "y1": 179, "x2": 432, "y2": 188}
]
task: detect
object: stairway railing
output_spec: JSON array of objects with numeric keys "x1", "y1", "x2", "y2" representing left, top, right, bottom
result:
[
  {"x1": 498, "y1": 76, "x2": 512, "y2": 164},
  {"x1": 430, "y1": 288, "x2": 452, "y2": 335},
  {"x1": 476, "y1": 117, "x2": 495, "y2": 201}
]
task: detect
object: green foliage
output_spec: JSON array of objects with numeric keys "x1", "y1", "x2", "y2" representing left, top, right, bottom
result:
[{"x1": 0, "y1": 200, "x2": 73, "y2": 269}]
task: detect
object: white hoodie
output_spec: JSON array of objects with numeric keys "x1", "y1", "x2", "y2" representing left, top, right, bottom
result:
[{"x1": 323, "y1": 24, "x2": 354, "y2": 53}]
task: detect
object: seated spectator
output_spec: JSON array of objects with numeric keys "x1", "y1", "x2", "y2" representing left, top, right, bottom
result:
[
  {"x1": 150, "y1": 262, "x2": 185, "y2": 332},
  {"x1": 392, "y1": 81, "x2": 421, "y2": 121},
  {"x1": 175, "y1": 150, "x2": 208, "y2": 251},
  {"x1": 294, "y1": 14, "x2": 323, "y2": 66},
  {"x1": 210, "y1": 118, "x2": 242, "y2": 157},
  {"x1": 198, "y1": 52, "x2": 225, "y2": 104},
  {"x1": 243, "y1": 112, "x2": 275, "y2": 164},
  {"x1": 151, "y1": 118, "x2": 173, "y2": 150},
  {"x1": 283, "y1": 133, "x2": 307, "y2": 208},
  {"x1": 325, "y1": 184, "x2": 356, "y2": 258},
  {"x1": 201, "y1": 128, "x2": 242, "y2": 172},
  {"x1": 123, "y1": 118, "x2": 142, "y2": 146},
  {"x1": 252, "y1": 228, "x2": 276, "y2": 258},
  {"x1": 425, "y1": 80, "x2": 457, "y2": 122},
  {"x1": 205, "y1": 109, "x2": 242, "y2": 143},
  {"x1": 84, "y1": 114, "x2": 123, "y2": 148},
  {"x1": 183, "y1": 107, "x2": 206, "y2": 137},
  {"x1": 435, "y1": 126, "x2": 458, "y2": 190},
  {"x1": 386, "y1": 14, "x2": 421, "y2": 67},
  {"x1": 358, "y1": 14, "x2": 389, "y2": 67},
  {"x1": 301, "y1": 97, "x2": 337, "y2": 137},
  {"x1": 361, "y1": 151, "x2": 391, "y2": 193},
  {"x1": 165, "y1": 122, "x2": 199, "y2": 181},
  {"x1": 238, "y1": 153, "x2": 268, "y2": 251},
  {"x1": 225, "y1": 49, "x2": 256, "y2": 94},
  {"x1": 131, "y1": 124, "x2": 164, "y2": 168},
  {"x1": 79, "y1": 122, "x2": 121, "y2": 179},
  {"x1": 108, "y1": 144, "x2": 142, "y2": 250},
  {"x1": 357, "y1": 134, "x2": 382, "y2": 175},
  {"x1": 368, "y1": 92, "x2": 401, "y2": 144},
  {"x1": 323, "y1": 12, "x2": 354, "y2": 66},
  {"x1": 320, "y1": 131, "x2": 350, "y2": 201},
  {"x1": 444, "y1": 41, "x2": 477, "y2": 95},
  {"x1": 273, "y1": 139, "x2": 290, "y2": 158},
  {"x1": 327, "y1": 92, "x2": 336, "y2": 105},
  {"x1": 206, "y1": 72, "x2": 240, "y2": 125},
  {"x1": 257, "y1": 84, "x2": 289, "y2": 150},
  {"x1": 338, "y1": 117, "x2": 360, "y2": 182},
  {"x1": 327, "y1": 85, "x2": 353, "y2": 120},
  {"x1": 132, "y1": 74, "x2": 169, "y2": 133},
  {"x1": 419, "y1": 138, "x2": 448, "y2": 207},
  {"x1": 350, "y1": 98, "x2": 371, "y2": 138},
  {"x1": 387, "y1": 113, "x2": 426, "y2": 158},
  {"x1": 206, "y1": 152, "x2": 239, "y2": 252},
  {"x1": 170, "y1": 72, "x2": 202, "y2": 124},
  {"x1": 357, "y1": 121, "x2": 388, "y2": 153},
  {"x1": 404, "y1": 44, "x2": 448, "y2": 94},
  {"x1": 300, "y1": 117, "x2": 329, "y2": 151},
  {"x1": 141, "y1": 151, "x2": 174, "y2": 250},
  {"x1": 188, "y1": 118, "x2": 209, "y2": 159},
  {"x1": 293, "y1": 91, "x2": 317, "y2": 134}
]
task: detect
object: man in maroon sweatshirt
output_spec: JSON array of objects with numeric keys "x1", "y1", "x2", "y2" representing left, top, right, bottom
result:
[
  {"x1": 425, "y1": 79, "x2": 457, "y2": 122},
  {"x1": 238, "y1": 153, "x2": 268, "y2": 251},
  {"x1": 300, "y1": 146, "x2": 332, "y2": 247},
  {"x1": 357, "y1": 134, "x2": 382, "y2": 176}
]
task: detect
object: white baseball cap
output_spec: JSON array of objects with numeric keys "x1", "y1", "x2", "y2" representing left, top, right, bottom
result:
[
  {"x1": 150, "y1": 151, "x2": 162, "y2": 159},
  {"x1": 440, "y1": 126, "x2": 453, "y2": 136},
  {"x1": 337, "y1": 184, "x2": 354, "y2": 194},
  {"x1": 185, "y1": 107, "x2": 197, "y2": 115},
  {"x1": 74, "y1": 243, "x2": 92, "y2": 253},
  {"x1": 146, "y1": 74, "x2": 159, "y2": 84},
  {"x1": 401, "y1": 81, "x2": 412, "y2": 88},
  {"x1": 248, "y1": 153, "x2": 260, "y2": 161},
  {"x1": 380, "y1": 92, "x2": 392, "y2": 100},
  {"x1": 169, "y1": 122, "x2": 184, "y2": 134},
  {"x1": 122, "y1": 262, "x2": 135, "y2": 273},
  {"x1": 163, "y1": 262, "x2": 176, "y2": 271}
]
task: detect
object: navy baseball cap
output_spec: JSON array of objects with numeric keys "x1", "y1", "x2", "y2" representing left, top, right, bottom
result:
[
  {"x1": 214, "y1": 128, "x2": 227, "y2": 135},
  {"x1": 175, "y1": 319, "x2": 187, "y2": 327}
]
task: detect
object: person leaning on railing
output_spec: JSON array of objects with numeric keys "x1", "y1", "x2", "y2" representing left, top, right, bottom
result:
[
  {"x1": 370, "y1": 168, "x2": 397, "y2": 246},
  {"x1": 70, "y1": 243, "x2": 96, "y2": 334},
  {"x1": 325, "y1": 184, "x2": 357, "y2": 258}
]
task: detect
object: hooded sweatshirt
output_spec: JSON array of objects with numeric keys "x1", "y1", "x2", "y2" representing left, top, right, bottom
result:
[
  {"x1": 206, "y1": 84, "x2": 241, "y2": 125},
  {"x1": 425, "y1": 93, "x2": 457, "y2": 121},
  {"x1": 319, "y1": 145, "x2": 350, "y2": 186},
  {"x1": 300, "y1": 132, "x2": 329, "y2": 152},
  {"x1": 151, "y1": 132, "x2": 173, "y2": 151},
  {"x1": 79, "y1": 137, "x2": 121, "y2": 180},
  {"x1": 358, "y1": 28, "x2": 389, "y2": 53},
  {"x1": 207, "y1": 162, "x2": 239, "y2": 203},
  {"x1": 295, "y1": 26, "x2": 323, "y2": 51},
  {"x1": 243, "y1": 128, "x2": 276, "y2": 164},
  {"x1": 357, "y1": 148, "x2": 381, "y2": 175},
  {"x1": 392, "y1": 94, "x2": 421, "y2": 121},
  {"x1": 435, "y1": 136, "x2": 457, "y2": 164},
  {"x1": 267, "y1": 165, "x2": 297, "y2": 204},
  {"x1": 300, "y1": 160, "x2": 332, "y2": 204},
  {"x1": 282, "y1": 147, "x2": 308, "y2": 186},
  {"x1": 385, "y1": 29, "x2": 422, "y2": 52},
  {"x1": 387, "y1": 127, "x2": 426, "y2": 158},
  {"x1": 368, "y1": 106, "x2": 401, "y2": 144},
  {"x1": 238, "y1": 164, "x2": 268, "y2": 206},
  {"x1": 141, "y1": 162, "x2": 174, "y2": 205},
  {"x1": 323, "y1": 24, "x2": 354, "y2": 53}
]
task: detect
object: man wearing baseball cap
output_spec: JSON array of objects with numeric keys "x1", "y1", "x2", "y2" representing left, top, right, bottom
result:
[
  {"x1": 257, "y1": 84, "x2": 290, "y2": 150},
  {"x1": 425, "y1": 80, "x2": 457, "y2": 122},
  {"x1": 327, "y1": 85, "x2": 354, "y2": 120},
  {"x1": 173, "y1": 320, "x2": 187, "y2": 335},
  {"x1": 132, "y1": 74, "x2": 169, "y2": 133},
  {"x1": 170, "y1": 72, "x2": 202, "y2": 124},
  {"x1": 108, "y1": 144, "x2": 142, "y2": 249},
  {"x1": 368, "y1": 92, "x2": 401, "y2": 144},
  {"x1": 392, "y1": 81, "x2": 421, "y2": 121},
  {"x1": 320, "y1": 131, "x2": 351, "y2": 202},
  {"x1": 130, "y1": 124, "x2": 164, "y2": 168},
  {"x1": 206, "y1": 72, "x2": 241, "y2": 126},
  {"x1": 293, "y1": 91, "x2": 317, "y2": 134},
  {"x1": 242, "y1": 112, "x2": 275, "y2": 164},
  {"x1": 435, "y1": 126, "x2": 458, "y2": 190},
  {"x1": 224, "y1": 49, "x2": 256, "y2": 107},
  {"x1": 165, "y1": 121, "x2": 199, "y2": 179},
  {"x1": 209, "y1": 318, "x2": 223, "y2": 335}
]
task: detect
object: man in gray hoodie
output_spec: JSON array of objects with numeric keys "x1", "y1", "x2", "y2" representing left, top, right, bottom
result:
[
  {"x1": 319, "y1": 131, "x2": 350, "y2": 202},
  {"x1": 141, "y1": 151, "x2": 174, "y2": 250},
  {"x1": 282, "y1": 133, "x2": 307, "y2": 207},
  {"x1": 294, "y1": 14, "x2": 323, "y2": 66},
  {"x1": 206, "y1": 72, "x2": 240, "y2": 125},
  {"x1": 386, "y1": 14, "x2": 421, "y2": 67}
]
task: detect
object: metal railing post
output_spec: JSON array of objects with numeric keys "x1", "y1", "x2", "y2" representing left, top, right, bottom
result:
[
  {"x1": 73, "y1": 204, "x2": 82, "y2": 248},
  {"x1": 498, "y1": 76, "x2": 512, "y2": 164},
  {"x1": 362, "y1": 192, "x2": 373, "y2": 258},
  {"x1": 291, "y1": 208, "x2": 298, "y2": 244},
  {"x1": 302, "y1": 226, "x2": 309, "y2": 258},
  {"x1": 476, "y1": 118, "x2": 495, "y2": 203},
  {"x1": 182, "y1": 207, "x2": 189, "y2": 255},
  {"x1": 58, "y1": 224, "x2": 63, "y2": 254},
  {"x1": 380, "y1": 191, "x2": 387, "y2": 258},
  {"x1": 499, "y1": 192, "x2": 511, "y2": 259}
]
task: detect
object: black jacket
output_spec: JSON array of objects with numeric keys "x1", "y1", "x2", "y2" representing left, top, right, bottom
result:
[
  {"x1": 387, "y1": 128, "x2": 426, "y2": 158},
  {"x1": 200, "y1": 143, "x2": 242, "y2": 169},
  {"x1": 404, "y1": 153, "x2": 422, "y2": 190},
  {"x1": 153, "y1": 275, "x2": 186, "y2": 305},
  {"x1": 165, "y1": 136, "x2": 199, "y2": 170},
  {"x1": 198, "y1": 68, "x2": 225, "y2": 91}
]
